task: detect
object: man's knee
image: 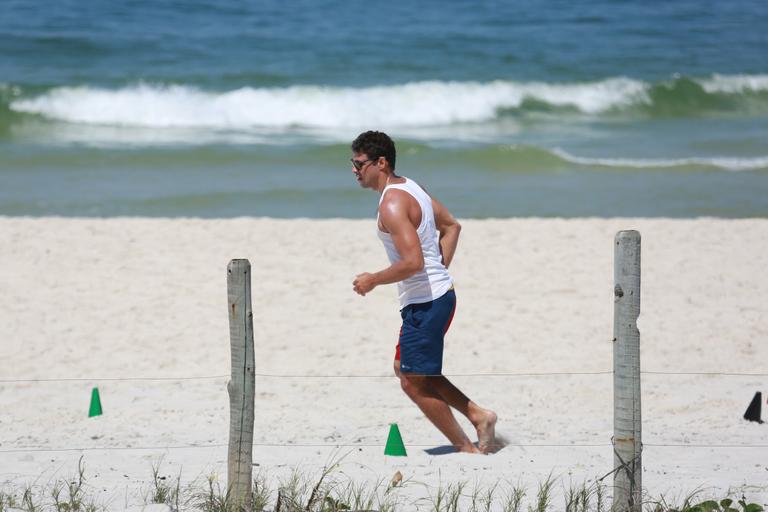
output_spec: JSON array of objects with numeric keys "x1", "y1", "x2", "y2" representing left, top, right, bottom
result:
[
  {"x1": 395, "y1": 360, "x2": 431, "y2": 395},
  {"x1": 401, "y1": 373, "x2": 429, "y2": 393},
  {"x1": 394, "y1": 361, "x2": 413, "y2": 394},
  {"x1": 399, "y1": 375, "x2": 412, "y2": 395}
]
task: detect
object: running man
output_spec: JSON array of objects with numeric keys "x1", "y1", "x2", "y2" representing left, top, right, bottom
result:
[{"x1": 350, "y1": 131, "x2": 497, "y2": 454}]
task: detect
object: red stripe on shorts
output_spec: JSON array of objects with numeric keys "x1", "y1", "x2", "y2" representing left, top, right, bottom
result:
[
  {"x1": 395, "y1": 326, "x2": 402, "y2": 361},
  {"x1": 443, "y1": 301, "x2": 457, "y2": 334}
]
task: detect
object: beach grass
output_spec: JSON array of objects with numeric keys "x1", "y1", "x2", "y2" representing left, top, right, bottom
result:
[
  {"x1": 0, "y1": 457, "x2": 764, "y2": 512},
  {"x1": 147, "y1": 458, "x2": 182, "y2": 512}
]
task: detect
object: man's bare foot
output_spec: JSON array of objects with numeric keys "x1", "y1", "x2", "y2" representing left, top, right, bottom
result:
[
  {"x1": 475, "y1": 410, "x2": 498, "y2": 454},
  {"x1": 457, "y1": 442, "x2": 482, "y2": 454}
]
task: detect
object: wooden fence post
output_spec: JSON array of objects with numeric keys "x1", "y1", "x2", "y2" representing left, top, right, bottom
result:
[
  {"x1": 613, "y1": 231, "x2": 642, "y2": 512},
  {"x1": 227, "y1": 259, "x2": 255, "y2": 512}
]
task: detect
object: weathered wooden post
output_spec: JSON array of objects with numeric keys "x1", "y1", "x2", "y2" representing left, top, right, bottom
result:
[
  {"x1": 613, "y1": 231, "x2": 642, "y2": 512},
  {"x1": 227, "y1": 259, "x2": 255, "y2": 512}
]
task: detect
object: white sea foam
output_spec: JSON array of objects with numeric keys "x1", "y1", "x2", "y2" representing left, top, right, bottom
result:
[
  {"x1": 699, "y1": 74, "x2": 768, "y2": 94},
  {"x1": 551, "y1": 148, "x2": 768, "y2": 172},
  {"x1": 10, "y1": 78, "x2": 649, "y2": 129}
]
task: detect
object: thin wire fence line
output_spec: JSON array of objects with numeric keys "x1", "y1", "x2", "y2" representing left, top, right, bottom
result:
[
  {"x1": 3, "y1": 369, "x2": 768, "y2": 383},
  {"x1": 254, "y1": 371, "x2": 615, "y2": 378},
  {"x1": 643, "y1": 443, "x2": 768, "y2": 448},
  {"x1": 0, "y1": 375, "x2": 229, "y2": 383},
  {"x1": 0, "y1": 372, "x2": 609, "y2": 383},
  {"x1": 4, "y1": 441, "x2": 768, "y2": 454},
  {"x1": 0, "y1": 443, "x2": 613, "y2": 453},
  {"x1": 253, "y1": 370, "x2": 768, "y2": 377},
  {"x1": 252, "y1": 442, "x2": 613, "y2": 448},
  {"x1": 641, "y1": 371, "x2": 768, "y2": 377},
  {"x1": 0, "y1": 444, "x2": 227, "y2": 453}
]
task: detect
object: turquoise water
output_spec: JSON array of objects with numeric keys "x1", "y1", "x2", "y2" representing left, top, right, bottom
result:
[{"x1": 1, "y1": 0, "x2": 767, "y2": 217}]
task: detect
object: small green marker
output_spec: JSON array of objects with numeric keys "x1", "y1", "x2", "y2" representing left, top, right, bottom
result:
[
  {"x1": 384, "y1": 423, "x2": 407, "y2": 456},
  {"x1": 88, "y1": 387, "x2": 102, "y2": 417}
]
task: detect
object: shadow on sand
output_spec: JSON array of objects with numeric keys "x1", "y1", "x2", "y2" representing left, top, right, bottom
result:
[
  {"x1": 423, "y1": 445, "x2": 458, "y2": 455},
  {"x1": 423, "y1": 435, "x2": 510, "y2": 456}
]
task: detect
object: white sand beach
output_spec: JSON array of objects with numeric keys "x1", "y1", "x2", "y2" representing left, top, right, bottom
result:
[{"x1": 1, "y1": 217, "x2": 767, "y2": 509}]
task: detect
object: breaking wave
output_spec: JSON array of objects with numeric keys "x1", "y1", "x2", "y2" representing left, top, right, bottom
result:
[{"x1": 6, "y1": 74, "x2": 768, "y2": 130}]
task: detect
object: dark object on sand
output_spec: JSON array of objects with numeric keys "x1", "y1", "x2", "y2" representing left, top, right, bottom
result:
[{"x1": 743, "y1": 391, "x2": 763, "y2": 423}]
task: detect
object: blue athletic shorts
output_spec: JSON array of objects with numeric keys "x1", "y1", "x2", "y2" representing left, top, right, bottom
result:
[{"x1": 396, "y1": 289, "x2": 456, "y2": 375}]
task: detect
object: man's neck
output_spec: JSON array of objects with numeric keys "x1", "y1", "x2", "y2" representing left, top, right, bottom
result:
[{"x1": 376, "y1": 172, "x2": 404, "y2": 193}]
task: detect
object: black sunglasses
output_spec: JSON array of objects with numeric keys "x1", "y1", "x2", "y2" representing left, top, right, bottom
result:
[{"x1": 350, "y1": 158, "x2": 376, "y2": 171}]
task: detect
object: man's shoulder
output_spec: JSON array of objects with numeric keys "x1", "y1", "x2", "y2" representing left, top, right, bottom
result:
[
  {"x1": 379, "y1": 187, "x2": 418, "y2": 219},
  {"x1": 380, "y1": 186, "x2": 420, "y2": 212}
]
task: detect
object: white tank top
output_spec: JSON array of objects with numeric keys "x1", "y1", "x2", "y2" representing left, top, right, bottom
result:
[{"x1": 377, "y1": 177, "x2": 453, "y2": 309}]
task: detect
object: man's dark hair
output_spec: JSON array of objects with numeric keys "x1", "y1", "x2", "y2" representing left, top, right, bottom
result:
[{"x1": 351, "y1": 131, "x2": 396, "y2": 170}]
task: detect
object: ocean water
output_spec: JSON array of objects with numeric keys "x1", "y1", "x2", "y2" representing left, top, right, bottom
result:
[{"x1": 1, "y1": 0, "x2": 767, "y2": 217}]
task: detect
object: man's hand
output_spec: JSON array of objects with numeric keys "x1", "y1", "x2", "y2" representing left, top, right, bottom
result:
[{"x1": 353, "y1": 272, "x2": 378, "y2": 296}]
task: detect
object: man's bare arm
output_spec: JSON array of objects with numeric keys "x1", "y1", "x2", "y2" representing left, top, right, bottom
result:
[
  {"x1": 432, "y1": 197, "x2": 461, "y2": 268},
  {"x1": 353, "y1": 191, "x2": 424, "y2": 295}
]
